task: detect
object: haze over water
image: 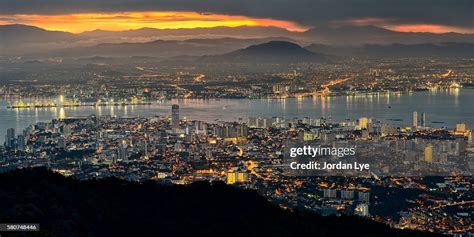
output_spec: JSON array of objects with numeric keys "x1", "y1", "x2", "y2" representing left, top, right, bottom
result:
[{"x1": 1, "y1": 89, "x2": 473, "y2": 142}]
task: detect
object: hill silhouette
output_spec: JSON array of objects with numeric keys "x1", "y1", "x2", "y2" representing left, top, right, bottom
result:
[
  {"x1": 0, "y1": 168, "x2": 442, "y2": 237},
  {"x1": 0, "y1": 24, "x2": 75, "y2": 44},
  {"x1": 201, "y1": 41, "x2": 327, "y2": 63}
]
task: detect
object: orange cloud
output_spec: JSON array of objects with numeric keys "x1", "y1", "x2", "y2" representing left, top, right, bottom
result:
[
  {"x1": 386, "y1": 24, "x2": 474, "y2": 34},
  {"x1": 0, "y1": 11, "x2": 308, "y2": 33}
]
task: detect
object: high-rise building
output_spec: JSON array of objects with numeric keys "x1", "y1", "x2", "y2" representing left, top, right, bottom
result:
[
  {"x1": 455, "y1": 123, "x2": 467, "y2": 133},
  {"x1": 226, "y1": 169, "x2": 249, "y2": 184},
  {"x1": 63, "y1": 124, "x2": 72, "y2": 139},
  {"x1": 341, "y1": 190, "x2": 355, "y2": 200},
  {"x1": 298, "y1": 131, "x2": 318, "y2": 141},
  {"x1": 424, "y1": 144, "x2": 433, "y2": 163},
  {"x1": 358, "y1": 191, "x2": 370, "y2": 202},
  {"x1": 358, "y1": 117, "x2": 369, "y2": 129},
  {"x1": 117, "y1": 140, "x2": 128, "y2": 162},
  {"x1": 323, "y1": 189, "x2": 337, "y2": 199},
  {"x1": 194, "y1": 121, "x2": 207, "y2": 136},
  {"x1": 237, "y1": 172, "x2": 248, "y2": 183},
  {"x1": 272, "y1": 84, "x2": 285, "y2": 94},
  {"x1": 5, "y1": 128, "x2": 15, "y2": 148},
  {"x1": 355, "y1": 203, "x2": 369, "y2": 217},
  {"x1": 214, "y1": 122, "x2": 248, "y2": 139},
  {"x1": 171, "y1": 104, "x2": 180, "y2": 128},
  {"x1": 310, "y1": 118, "x2": 322, "y2": 127},
  {"x1": 144, "y1": 139, "x2": 149, "y2": 158},
  {"x1": 237, "y1": 123, "x2": 248, "y2": 137},
  {"x1": 17, "y1": 135, "x2": 25, "y2": 151},
  {"x1": 412, "y1": 111, "x2": 418, "y2": 130},
  {"x1": 58, "y1": 136, "x2": 66, "y2": 148},
  {"x1": 248, "y1": 117, "x2": 272, "y2": 128},
  {"x1": 227, "y1": 170, "x2": 237, "y2": 184},
  {"x1": 247, "y1": 117, "x2": 257, "y2": 128},
  {"x1": 7, "y1": 128, "x2": 14, "y2": 139},
  {"x1": 421, "y1": 112, "x2": 426, "y2": 127}
]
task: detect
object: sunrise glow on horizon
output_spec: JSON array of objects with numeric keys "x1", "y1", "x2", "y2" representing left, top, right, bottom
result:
[
  {"x1": 0, "y1": 11, "x2": 472, "y2": 34},
  {"x1": 0, "y1": 11, "x2": 309, "y2": 33}
]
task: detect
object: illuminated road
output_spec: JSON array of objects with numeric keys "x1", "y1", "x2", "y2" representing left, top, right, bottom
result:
[
  {"x1": 432, "y1": 200, "x2": 474, "y2": 210},
  {"x1": 293, "y1": 76, "x2": 355, "y2": 97}
]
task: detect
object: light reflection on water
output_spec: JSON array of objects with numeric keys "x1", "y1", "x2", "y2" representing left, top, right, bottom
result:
[{"x1": 1, "y1": 89, "x2": 473, "y2": 142}]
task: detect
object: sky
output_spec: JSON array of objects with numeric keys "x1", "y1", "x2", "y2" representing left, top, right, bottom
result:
[{"x1": 0, "y1": 0, "x2": 472, "y2": 33}]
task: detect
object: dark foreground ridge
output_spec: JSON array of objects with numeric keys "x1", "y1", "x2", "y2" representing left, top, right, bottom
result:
[{"x1": 0, "y1": 168, "x2": 442, "y2": 237}]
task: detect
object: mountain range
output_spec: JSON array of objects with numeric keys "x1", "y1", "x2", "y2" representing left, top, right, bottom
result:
[
  {"x1": 302, "y1": 25, "x2": 474, "y2": 45},
  {"x1": 53, "y1": 37, "x2": 298, "y2": 58},
  {"x1": 79, "y1": 25, "x2": 295, "y2": 40},
  {"x1": 1, "y1": 24, "x2": 474, "y2": 56}
]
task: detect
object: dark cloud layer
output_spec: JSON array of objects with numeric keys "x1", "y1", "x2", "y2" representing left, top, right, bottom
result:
[{"x1": 1, "y1": 0, "x2": 473, "y2": 28}]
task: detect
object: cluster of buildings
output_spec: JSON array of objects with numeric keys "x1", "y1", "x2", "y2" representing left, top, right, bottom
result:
[
  {"x1": 1, "y1": 57, "x2": 473, "y2": 103},
  {"x1": 0, "y1": 105, "x2": 472, "y2": 236}
]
